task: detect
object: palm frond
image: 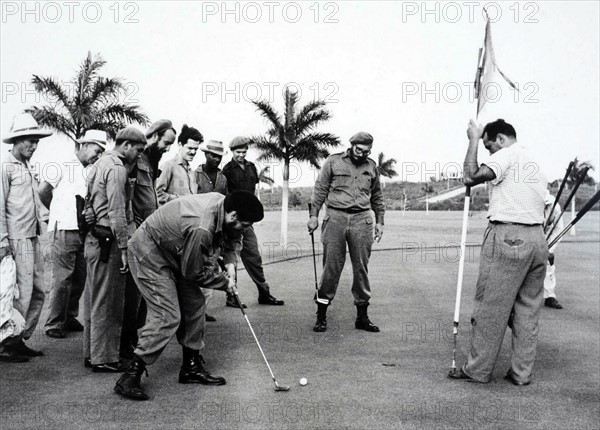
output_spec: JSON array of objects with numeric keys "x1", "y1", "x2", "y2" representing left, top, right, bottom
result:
[
  {"x1": 31, "y1": 75, "x2": 72, "y2": 111},
  {"x1": 258, "y1": 166, "x2": 275, "y2": 185},
  {"x1": 295, "y1": 109, "x2": 332, "y2": 135},
  {"x1": 95, "y1": 103, "x2": 149, "y2": 127},
  {"x1": 90, "y1": 77, "x2": 124, "y2": 105},
  {"x1": 26, "y1": 106, "x2": 77, "y2": 140}
]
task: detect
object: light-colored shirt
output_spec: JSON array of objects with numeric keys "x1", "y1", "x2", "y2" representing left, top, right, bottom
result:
[
  {"x1": 310, "y1": 150, "x2": 385, "y2": 224},
  {"x1": 47, "y1": 155, "x2": 88, "y2": 232},
  {"x1": 1, "y1": 151, "x2": 47, "y2": 245},
  {"x1": 156, "y1": 154, "x2": 197, "y2": 205},
  {"x1": 484, "y1": 143, "x2": 547, "y2": 225}
]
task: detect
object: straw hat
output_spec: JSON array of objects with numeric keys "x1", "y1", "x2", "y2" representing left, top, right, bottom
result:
[
  {"x1": 3, "y1": 113, "x2": 52, "y2": 143},
  {"x1": 199, "y1": 140, "x2": 225, "y2": 156},
  {"x1": 78, "y1": 129, "x2": 108, "y2": 149}
]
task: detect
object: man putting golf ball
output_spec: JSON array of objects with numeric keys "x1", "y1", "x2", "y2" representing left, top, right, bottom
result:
[{"x1": 299, "y1": 377, "x2": 308, "y2": 386}]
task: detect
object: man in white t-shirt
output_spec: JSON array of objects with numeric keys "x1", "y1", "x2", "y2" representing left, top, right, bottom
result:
[
  {"x1": 543, "y1": 191, "x2": 564, "y2": 309},
  {"x1": 449, "y1": 119, "x2": 548, "y2": 387},
  {"x1": 39, "y1": 130, "x2": 106, "y2": 339}
]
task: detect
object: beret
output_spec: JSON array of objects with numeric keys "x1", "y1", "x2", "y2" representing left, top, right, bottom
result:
[
  {"x1": 116, "y1": 126, "x2": 147, "y2": 145},
  {"x1": 229, "y1": 136, "x2": 250, "y2": 150},
  {"x1": 226, "y1": 191, "x2": 264, "y2": 223},
  {"x1": 145, "y1": 119, "x2": 174, "y2": 138},
  {"x1": 349, "y1": 131, "x2": 374, "y2": 145}
]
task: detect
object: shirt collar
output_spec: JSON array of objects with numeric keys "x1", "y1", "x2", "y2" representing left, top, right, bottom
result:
[{"x1": 6, "y1": 150, "x2": 29, "y2": 167}]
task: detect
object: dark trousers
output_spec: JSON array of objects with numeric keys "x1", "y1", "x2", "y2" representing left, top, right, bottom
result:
[
  {"x1": 45, "y1": 230, "x2": 86, "y2": 331},
  {"x1": 240, "y1": 225, "x2": 270, "y2": 296},
  {"x1": 119, "y1": 273, "x2": 147, "y2": 359}
]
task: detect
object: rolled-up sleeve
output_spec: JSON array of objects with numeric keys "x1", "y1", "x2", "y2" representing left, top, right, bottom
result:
[{"x1": 310, "y1": 158, "x2": 332, "y2": 217}]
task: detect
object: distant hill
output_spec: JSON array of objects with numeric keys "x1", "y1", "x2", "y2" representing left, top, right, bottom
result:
[{"x1": 258, "y1": 180, "x2": 599, "y2": 212}]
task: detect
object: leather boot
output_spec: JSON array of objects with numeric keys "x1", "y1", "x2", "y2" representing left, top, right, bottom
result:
[
  {"x1": 114, "y1": 356, "x2": 149, "y2": 400},
  {"x1": 179, "y1": 347, "x2": 226, "y2": 385},
  {"x1": 355, "y1": 303, "x2": 380, "y2": 332},
  {"x1": 313, "y1": 303, "x2": 328, "y2": 332}
]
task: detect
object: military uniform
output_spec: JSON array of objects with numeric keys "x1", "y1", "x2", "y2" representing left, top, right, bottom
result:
[
  {"x1": 84, "y1": 151, "x2": 134, "y2": 366},
  {"x1": 310, "y1": 149, "x2": 385, "y2": 305},
  {"x1": 129, "y1": 193, "x2": 240, "y2": 363}
]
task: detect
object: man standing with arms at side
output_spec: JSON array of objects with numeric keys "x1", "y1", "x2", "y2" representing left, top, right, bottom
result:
[
  {"x1": 449, "y1": 119, "x2": 548, "y2": 386},
  {"x1": 84, "y1": 126, "x2": 146, "y2": 372},
  {"x1": 307, "y1": 132, "x2": 384, "y2": 333},
  {"x1": 121, "y1": 120, "x2": 176, "y2": 363},
  {"x1": 222, "y1": 136, "x2": 284, "y2": 307},
  {"x1": 40, "y1": 130, "x2": 106, "y2": 339},
  {"x1": 0, "y1": 113, "x2": 52, "y2": 362}
]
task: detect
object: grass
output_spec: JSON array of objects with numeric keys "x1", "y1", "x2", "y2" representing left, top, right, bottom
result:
[{"x1": 1, "y1": 211, "x2": 598, "y2": 429}]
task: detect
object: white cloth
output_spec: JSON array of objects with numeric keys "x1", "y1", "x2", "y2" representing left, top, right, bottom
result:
[
  {"x1": 46, "y1": 155, "x2": 88, "y2": 232},
  {"x1": 543, "y1": 262, "x2": 556, "y2": 299},
  {"x1": 0, "y1": 256, "x2": 25, "y2": 342},
  {"x1": 484, "y1": 143, "x2": 547, "y2": 225}
]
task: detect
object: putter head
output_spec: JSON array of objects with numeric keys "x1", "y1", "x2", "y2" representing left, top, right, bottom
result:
[
  {"x1": 316, "y1": 298, "x2": 329, "y2": 305},
  {"x1": 274, "y1": 382, "x2": 290, "y2": 392}
]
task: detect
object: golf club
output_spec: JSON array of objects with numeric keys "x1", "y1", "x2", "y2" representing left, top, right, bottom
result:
[
  {"x1": 546, "y1": 166, "x2": 589, "y2": 240},
  {"x1": 308, "y1": 203, "x2": 329, "y2": 305},
  {"x1": 232, "y1": 291, "x2": 290, "y2": 392},
  {"x1": 543, "y1": 160, "x2": 574, "y2": 230},
  {"x1": 548, "y1": 189, "x2": 600, "y2": 249}
]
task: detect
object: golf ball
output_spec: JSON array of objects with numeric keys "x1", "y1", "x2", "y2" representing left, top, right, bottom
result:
[{"x1": 299, "y1": 377, "x2": 308, "y2": 386}]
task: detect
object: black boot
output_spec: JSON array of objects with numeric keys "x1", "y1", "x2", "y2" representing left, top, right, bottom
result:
[
  {"x1": 313, "y1": 303, "x2": 328, "y2": 332},
  {"x1": 114, "y1": 356, "x2": 149, "y2": 400},
  {"x1": 179, "y1": 347, "x2": 226, "y2": 385},
  {"x1": 355, "y1": 303, "x2": 380, "y2": 332}
]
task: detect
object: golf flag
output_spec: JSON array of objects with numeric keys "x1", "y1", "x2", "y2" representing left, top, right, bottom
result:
[{"x1": 474, "y1": 19, "x2": 518, "y2": 116}]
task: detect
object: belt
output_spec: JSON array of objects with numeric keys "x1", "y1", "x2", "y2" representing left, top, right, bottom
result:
[
  {"x1": 489, "y1": 220, "x2": 542, "y2": 227},
  {"x1": 328, "y1": 206, "x2": 370, "y2": 214}
]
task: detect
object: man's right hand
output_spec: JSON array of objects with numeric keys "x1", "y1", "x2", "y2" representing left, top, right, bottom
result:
[
  {"x1": 226, "y1": 276, "x2": 237, "y2": 295},
  {"x1": 0, "y1": 245, "x2": 13, "y2": 261},
  {"x1": 307, "y1": 216, "x2": 319, "y2": 233},
  {"x1": 119, "y1": 249, "x2": 129, "y2": 274},
  {"x1": 84, "y1": 207, "x2": 96, "y2": 225}
]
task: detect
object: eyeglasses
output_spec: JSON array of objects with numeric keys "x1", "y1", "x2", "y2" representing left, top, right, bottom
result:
[{"x1": 353, "y1": 146, "x2": 371, "y2": 156}]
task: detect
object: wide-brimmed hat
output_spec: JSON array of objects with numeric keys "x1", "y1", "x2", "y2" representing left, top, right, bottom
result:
[
  {"x1": 3, "y1": 113, "x2": 53, "y2": 143},
  {"x1": 78, "y1": 129, "x2": 108, "y2": 149},
  {"x1": 200, "y1": 140, "x2": 225, "y2": 156}
]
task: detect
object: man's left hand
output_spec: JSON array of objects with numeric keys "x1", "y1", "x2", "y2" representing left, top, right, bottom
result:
[{"x1": 374, "y1": 223, "x2": 384, "y2": 243}]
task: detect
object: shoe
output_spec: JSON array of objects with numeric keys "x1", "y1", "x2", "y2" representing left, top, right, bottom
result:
[
  {"x1": 46, "y1": 329, "x2": 66, "y2": 339},
  {"x1": 205, "y1": 314, "x2": 216, "y2": 322},
  {"x1": 84, "y1": 358, "x2": 92, "y2": 368},
  {"x1": 226, "y1": 295, "x2": 247, "y2": 309},
  {"x1": 313, "y1": 303, "x2": 328, "y2": 332},
  {"x1": 544, "y1": 297, "x2": 563, "y2": 309},
  {"x1": 115, "y1": 356, "x2": 149, "y2": 400},
  {"x1": 258, "y1": 294, "x2": 285, "y2": 306},
  {"x1": 355, "y1": 303, "x2": 380, "y2": 332},
  {"x1": 0, "y1": 347, "x2": 29, "y2": 363},
  {"x1": 8, "y1": 340, "x2": 43, "y2": 357},
  {"x1": 504, "y1": 371, "x2": 530, "y2": 386},
  {"x1": 447, "y1": 368, "x2": 476, "y2": 381},
  {"x1": 179, "y1": 354, "x2": 226, "y2": 385},
  {"x1": 64, "y1": 318, "x2": 84, "y2": 332},
  {"x1": 92, "y1": 362, "x2": 126, "y2": 373}
]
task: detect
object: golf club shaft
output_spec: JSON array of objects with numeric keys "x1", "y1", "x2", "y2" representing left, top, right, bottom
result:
[
  {"x1": 546, "y1": 167, "x2": 589, "y2": 240},
  {"x1": 309, "y1": 203, "x2": 328, "y2": 305},
  {"x1": 544, "y1": 160, "x2": 575, "y2": 229},
  {"x1": 232, "y1": 292, "x2": 278, "y2": 383},
  {"x1": 453, "y1": 186, "x2": 471, "y2": 324},
  {"x1": 548, "y1": 189, "x2": 600, "y2": 249}
]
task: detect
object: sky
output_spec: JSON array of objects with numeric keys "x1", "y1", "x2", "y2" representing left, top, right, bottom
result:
[{"x1": 1, "y1": 1, "x2": 599, "y2": 187}]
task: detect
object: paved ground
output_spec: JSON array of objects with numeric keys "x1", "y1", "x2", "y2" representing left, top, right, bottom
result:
[{"x1": 1, "y1": 211, "x2": 598, "y2": 429}]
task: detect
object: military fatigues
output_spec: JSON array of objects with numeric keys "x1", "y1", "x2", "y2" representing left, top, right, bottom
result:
[
  {"x1": 462, "y1": 143, "x2": 548, "y2": 384},
  {"x1": 129, "y1": 194, "x2": 240, "y2": 364},
  {"x1": 310, "y1": 150, "x2": 385, "y2": 304},
  {"x1": 222, "y1": 159, "x2": 271, "y2": 297},
  {"x1": 84, "y1": 151, "x2": 133, "y2": 365},
  {"x1": 121, "y1": 149, "x2": 160, "y2": 360}
]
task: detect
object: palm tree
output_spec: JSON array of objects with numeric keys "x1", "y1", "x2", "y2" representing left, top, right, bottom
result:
[
  {"x1": 27, "y1": 51, "x2": 149, "y2": 141},
  {"x1": 377, "y1": 152, "x2": 398, "y2": 188},
  {"x1": 249, "y1": 87, "x2": 340, "y2": 245},
  {"x1": 256, "y1": 166, "x2": 275, "y2": 201}
]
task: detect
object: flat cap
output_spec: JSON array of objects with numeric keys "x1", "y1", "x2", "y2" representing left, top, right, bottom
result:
[
  {"x1": 116, "y1": 126, "x2": 147, "y2": 145},
  {"x1": 349, "y1": 131, "x2": 374, "y2": 145},
  {"x1": 229, "y1": 136, "x2": 250, "y2": 150},
  {"x1": 145, "y1": 119, "x2": 174, "y2": 138}
]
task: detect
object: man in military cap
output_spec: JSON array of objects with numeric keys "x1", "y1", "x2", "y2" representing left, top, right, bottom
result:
[
  {"x1": 222, "y1": 136, "x2": 284, "y2": 307},
  {"x1": 39, "y1": 130, "x2": 107, "y2": 339},
  {"x1": 1, "y1": 112, "x2": 52, "y2": 362},
  {"x1": 307, "y1": 131, "x2": 385, "y2": 333},
  {"x1": 121, "y1": 120, "x2": 176, "y2": 363},
  {"x1": 84, "y1": 126, "x2": 146, "y2": 372},
  {"x1": 114, "y1": 191, "x2": 263, "y2": 401}
]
